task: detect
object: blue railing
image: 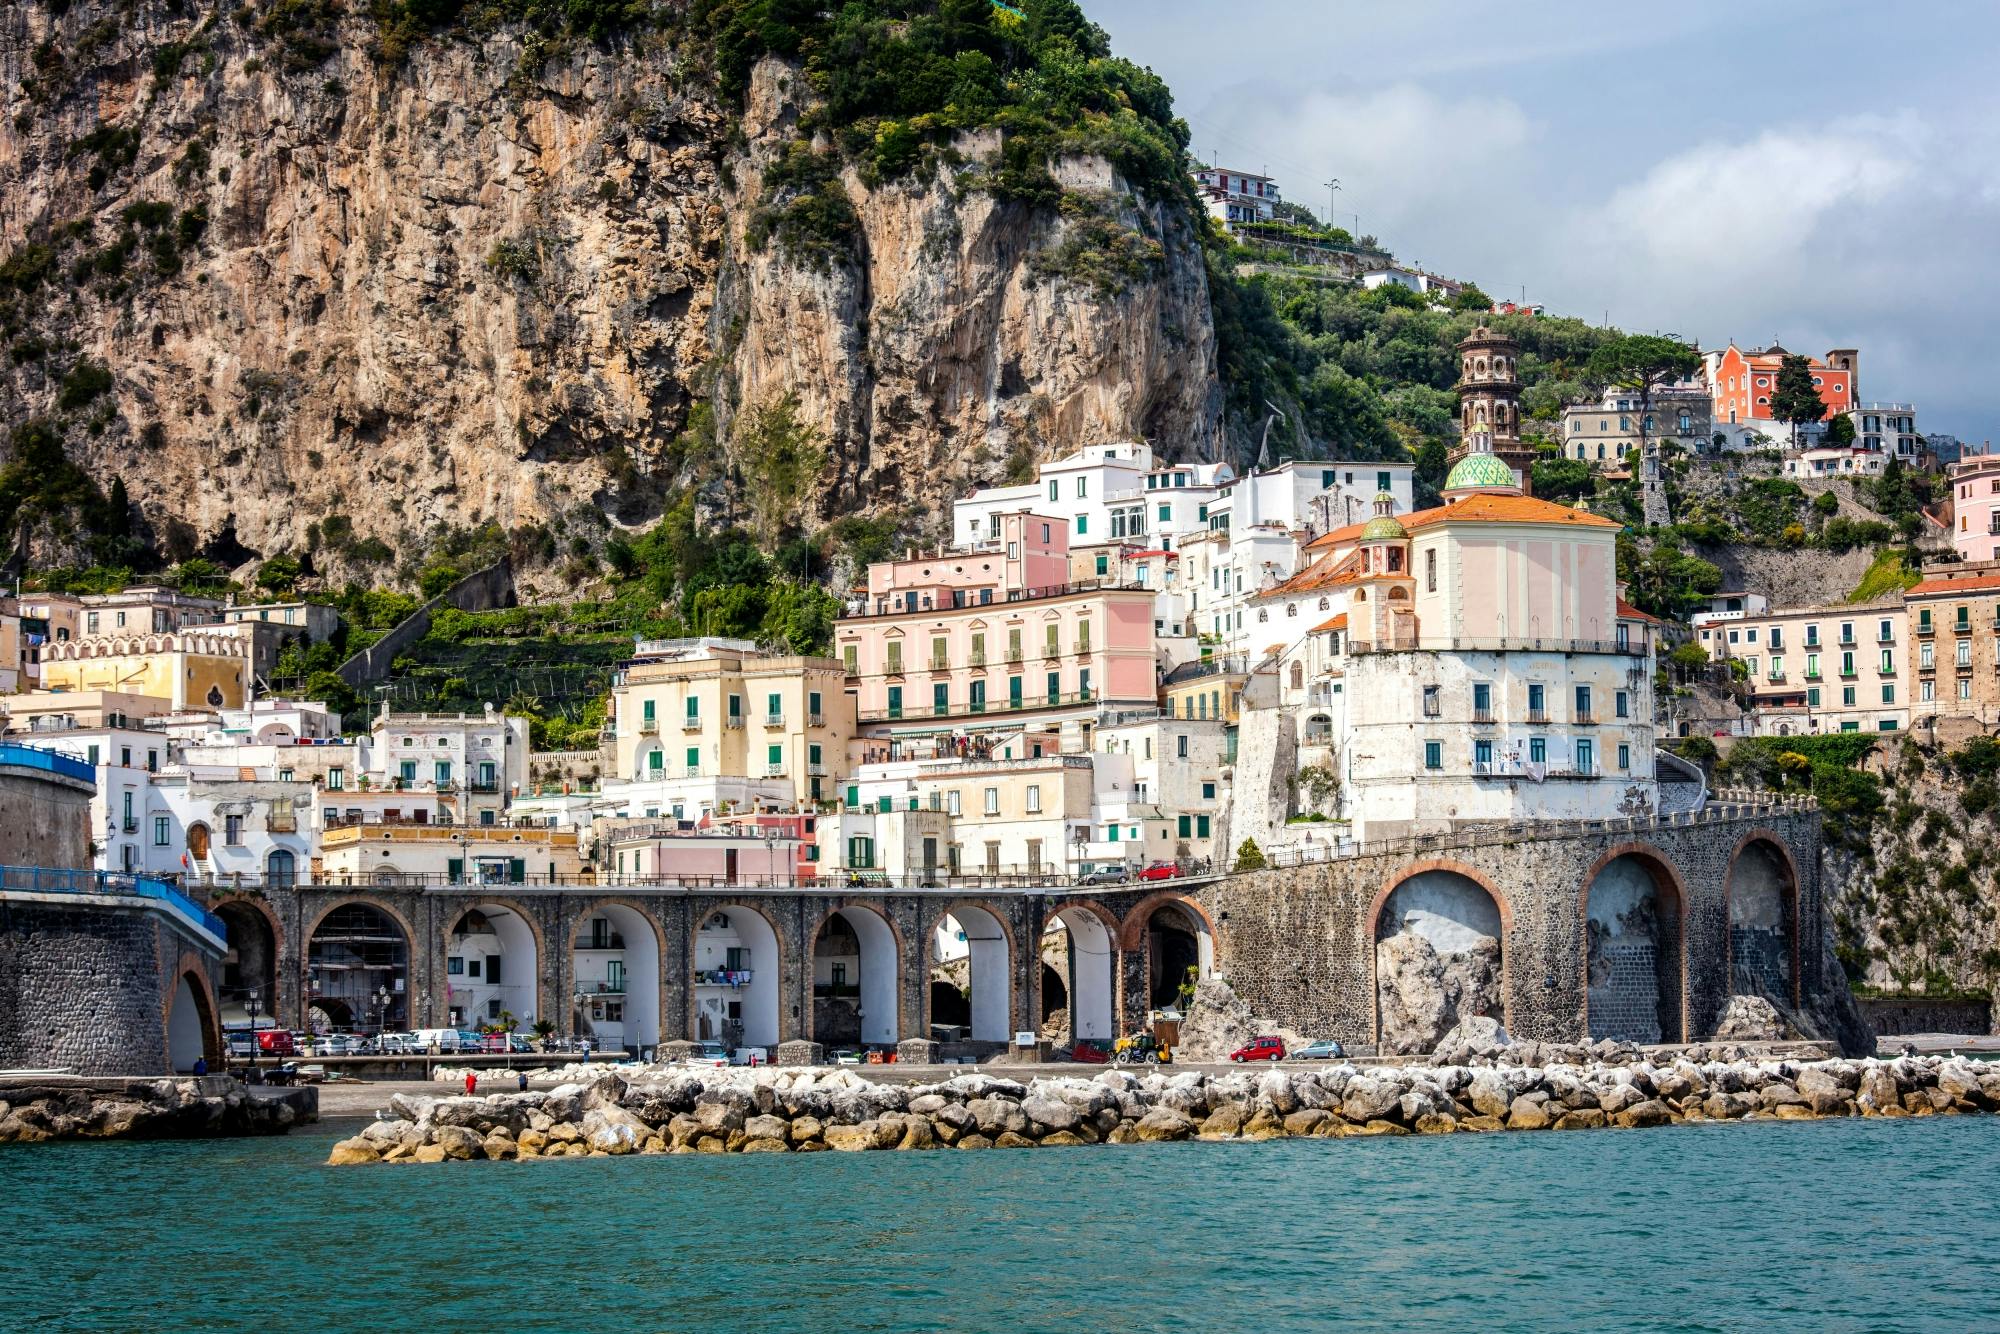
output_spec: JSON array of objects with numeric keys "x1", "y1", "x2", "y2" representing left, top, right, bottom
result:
[
  {"x1": 0, "y1": 864, "x2": 228, "y2": 945},
  {"x1": 0, "y1": 743, "x2": 95, "y2": 784}
]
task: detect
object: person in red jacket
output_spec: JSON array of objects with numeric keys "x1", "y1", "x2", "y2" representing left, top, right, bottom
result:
[{"x1": 464, "y1": 1070, "x2": 477, "y2": 1096}]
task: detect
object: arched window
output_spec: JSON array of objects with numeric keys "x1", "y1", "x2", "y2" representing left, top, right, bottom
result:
[
  {"x1": 1289, "y1": 662, "x2": 1304, "y2": 690},
  {"x1": 267, "y1": 849, "x2": 297, "y2": 888}
]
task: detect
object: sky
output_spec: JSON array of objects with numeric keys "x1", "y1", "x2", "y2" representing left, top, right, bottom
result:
[{"x1": 1085, "y1": 0, "x2": 2000, "y2": 444}]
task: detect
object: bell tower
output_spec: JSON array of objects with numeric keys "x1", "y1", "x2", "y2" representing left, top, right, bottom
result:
[{"x1": 1450, "y1": 325, "x2": 1535, "y2": 495}]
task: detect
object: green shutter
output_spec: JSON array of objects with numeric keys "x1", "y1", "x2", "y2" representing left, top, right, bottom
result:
[
  {"x1": 1197, "y1": 815, "x2": 1211, "y2": 838},
  {"x1": 1177, "y1": 815, "x2": 1191, "y2": 837},
  {"x1": 508, "y1": 859, "x2": 525, "y2": 883},
  {"x1": 446, "y1": 857, "x2": 464, "y2": 882}
]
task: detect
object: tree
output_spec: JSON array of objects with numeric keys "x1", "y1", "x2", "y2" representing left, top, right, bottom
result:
[
  {"x1": 1586, "y1": 334, "x2": 1701, "y2": 462},
  {"x1": 737, "y1": 392, "x2": 830, "y2": 544},
  {"x1": 1666, "y1": 640, "x2": 1710, "y2": 681},
  {"x1": 1232, "y1": 838, "x2": 1267, "y2": 872},
  {"x1": 1824, "y1": 412, "x2": 1856, "y2": 448},
  {"x1": 1770, "y1": 353, "x2": 1828, "y2": 444}
]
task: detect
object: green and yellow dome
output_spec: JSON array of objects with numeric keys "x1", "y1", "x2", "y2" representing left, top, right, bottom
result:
[
  {"x1": 1360, "y1": 491, "x2": 1407, "y2": 540},
  {"x1": 1444, "y1": 451, "x2": 1518, "y2": 492}
]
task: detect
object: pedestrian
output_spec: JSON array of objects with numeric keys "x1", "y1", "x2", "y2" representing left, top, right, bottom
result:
[
  {"x1": 464, "y1": 1069, "x2": 477, "y2": 1096},
  {"x1": 192, "y1": 1056, "x2": 207, "y2": 1076},
  {"x1": 517, "y1": 1072, "x2": 528, "y2": 1092}
]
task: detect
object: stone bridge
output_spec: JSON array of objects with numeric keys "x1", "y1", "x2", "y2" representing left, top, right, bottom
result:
[{"x1": 200, "y1": 796, "x2": 1842, "y2": 1057}]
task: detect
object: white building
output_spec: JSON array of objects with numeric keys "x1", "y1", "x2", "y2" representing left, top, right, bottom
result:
[
  {"x1": 950, "y1": 442, "x2": 1234, "y2": 554},
  {"x1": 1360, "y1": 266, "x2": 1464, "y2": 298},
  {"x1": 368, "y1": 706, "x2": 529, "y2": 825},
  {"x1": 1192, "y1": 166, "x2": 1279, "y2": 229}
]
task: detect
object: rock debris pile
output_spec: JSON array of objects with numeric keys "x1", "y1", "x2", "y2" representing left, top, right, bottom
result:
[
  {"x1": 328, "y1": 1049, "x2": 2000, "y2": 1164},
  {"x1": 0, "y1": 1079, "x2": 310, "y2": 1143}
]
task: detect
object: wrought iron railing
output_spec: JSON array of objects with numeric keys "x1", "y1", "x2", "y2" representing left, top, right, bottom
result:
[
  {"x1": 0, "y1": 743, "x2": 95, "y2": 784},
  {"x1": 0, "y1": 864, "x2": 226, "y2": 944}
]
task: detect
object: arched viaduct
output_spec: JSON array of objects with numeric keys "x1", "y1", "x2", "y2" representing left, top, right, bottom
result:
[{"x1": 204, "y1": 799, "x2": 1832, "y2": 1056}]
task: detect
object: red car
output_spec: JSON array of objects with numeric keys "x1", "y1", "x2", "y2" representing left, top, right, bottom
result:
[
  {"x1": 1063, "y1": 1041, "x2": 1110, "y2": 1064},
  {"x1": 1137, "y1": 860, "x2": 1180, "y2": 882},
  {"x1": 1229, "y1": 1036, "x2": 1286, "y2": 1062}
]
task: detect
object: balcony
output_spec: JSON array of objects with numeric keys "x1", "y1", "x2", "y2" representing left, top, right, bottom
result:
[
  {"x1": 1839, "y1": 634, "x2": 1857, "y2": 647},
  {"x1": 1804, "y1": 670, "x2": 1823, "y2": 681},
  {"x1": 969, "y1": 652, "x2": 987, "y2": 668},
  {"x1": 808, "y1": 713, "x2": 826, "y2": 728},
  {"x1": 1526, "y1": 710, "x2": 1549, "y2": 725},
  {"x1": 1574, "y1": 711, "x2": 1596, "y2": 725},
  {"x1": 763, "y1": 764, "x2": 786, "y2": 777},
  {"x1": 928, "y1": 657, "x2": 951, "y2": 674},
  {"x1": 637, "y1": 718, "x2": 658, "y2": 735},
  {"x1": 885, "y1": 659, "x2": 905, "y2": 677},
  {"x1": 806, "y1": 762, "x2": 827, "y2": 776},
  {"x1": 681, "y1": 718, "x2": 703, "y2": 732},
  {"x1": 575, "y1": 980, "x2": 625, "y2": 997},
  {"x1": 577, "y1": 935, "x2": 627, "y2": 951},
  {"x1": 724, "y1": 715, "x2": 744, "y2": 729},
  {"x1": 1839, "y1": 666, "x2": 1858, "y2": 679},
  {"x1": 1073, "y1": 641, "x2": 1092, "y2": 654},
  {"x1": 1471, "y1": 708, "x2": 1495, "y2": 724},
  {"x1": 1042, "y1": 645, "x2": 1061, "y2": 660},
  {"x1": 1006, "y1": 650, "x2": 1024, "y2": 664},
  {"x1": 696, "y1": 969, "x2": 754, "y2": 987},
  {"x1": 121, "y1": 816, "x2": 139, "y2": 833},
  {"x1": 763, "y1": 713, "x2": 784, "y2": 728}
]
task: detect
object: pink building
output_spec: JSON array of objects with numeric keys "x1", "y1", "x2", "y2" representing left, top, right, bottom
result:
[
  {"x1": 1951, "y1": 450, "x2": 2000, "y2": 564},
  {"x1": 835, "y1": 511, "x2": 1157, "y2": 746},
  {"x1": 603, "y1": 824, "x2": 808, "y2": 885}
]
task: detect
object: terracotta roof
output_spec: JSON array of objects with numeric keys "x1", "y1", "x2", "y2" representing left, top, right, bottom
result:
[
  {"x1": 1908, "y1": 572, "x2": 2000, "y2": 598},
  {"x1": 1306, "y1": 520, "x2": 1368, "y2": 550},
  {"x1": 1262, "y1": 643, "x2": 1285, "y2": 658},
  {"x1": 1312, "y1": 613, "x2": 1348, "y2": 633},
  {"x1": 1616, "y1": 599, "x2": 1662, "y2": 624},
  {"x1": 1400, "y1": 493, "x2": 1622, "y2": 530}
]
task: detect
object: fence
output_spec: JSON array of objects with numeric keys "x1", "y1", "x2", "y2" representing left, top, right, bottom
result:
[
  {"x1": 0, "y1": 863, "x2": 227, "y2": 945},
  {"x1": 0, "y1": 742, "x2": 95, "y2": 784}
]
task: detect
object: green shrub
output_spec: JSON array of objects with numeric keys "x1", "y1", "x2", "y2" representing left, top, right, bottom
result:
[{"x1": 56, "y1": 361, "x2": 114, "y2": 410}]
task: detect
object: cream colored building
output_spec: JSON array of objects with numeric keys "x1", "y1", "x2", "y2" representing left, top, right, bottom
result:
[
  {"x1": 824, "y1": 753, "x2": 1095, "y2": 880},
  {"x1": 317, "y1": 823, "x2": 588, "y2": 885},
  {"x1": 40, "y1": 630, "x2": 250, "y2": 709},
  {"x1": 0, "y1": 688, "x2": 176, "y2": 736},
  {"x1": 609, "y1": 638, "x2": 854, "y2": 807},
  {"x1": 1696, "y1": 597, "x2": 1907, "y2": 735}
]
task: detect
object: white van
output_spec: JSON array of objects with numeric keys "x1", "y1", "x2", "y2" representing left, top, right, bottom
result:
[{"x1": 410, "y1": 1028, "x2": 473, "y2": 1053}]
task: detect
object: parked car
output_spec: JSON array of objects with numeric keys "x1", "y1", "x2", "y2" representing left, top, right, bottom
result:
[
  {"x1": 730, "y1": 1047, "x2": 768, "y2": 1067},
  {"x1": 224, "y1": 1030, "x2": 259, "y2": 1059},
  {"x1": 375, "y1": 1032, "x2": 418, "y2": 1055},
  {"x1": 507, "y1": 1034, "x2": 535, "y2": 1053},
  {"x1": 1229, "y1": 1036, "x2": 1287, "y2": 1062},
  {"x1": 831, "y1": 1049, "x2": 863, "y2": 1065},
  {"x1": 1062, "y1": 1041, "x2": 1110, "y2": 1064},
  {"x1": 1288, "y1": 1039, "x2": 1345, "y2": 1061},
  {"x1": 1077, "y1": 868, "x2": 1127, "y2": 886},
  {"x1": 1137, "y1": 860, "x2": 1180, "y2": 882}
]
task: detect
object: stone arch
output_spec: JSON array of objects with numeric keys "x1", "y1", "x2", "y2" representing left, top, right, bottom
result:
[
  {"x1": 304, "y1": 897, "x2": 417, "y2": 1033},
  {"x1": 1120, "y1": 892, "x2": 1216, "y2": 1010},
  {"x1": 1367, "y1": 860, "x2": 1513, "y2": 1052},
  {"x1": 810, "y1": 903, "x2": 901, "y2": 1048},
  {"x1": 165, "y1": 954, "x2": 221, "y2": 1073},
  {"x1": 691, "y1": 901, "x2": 782, "y2": 1050},
  {"x1": 212, "y1": 895, "x2": 283, "y2": 1023},
  {"x1": 926, "y1": 899, "x2": 1016, "y2": 1046},
  {"x1": 1580, "y1": 843, "x2": 1689, "y2": 1044},
  {"x1": 1724, "y1": 832, "x2": 1801, "y2": 1011},
  {"x1": 442, "y1": 898, "x2": 545, "y2": 1031},
  {"x1": 568, "y1": 898, "x2": 666, "y2": 1055},
  {"x1": 1045, "y1": 900, "x2": 1120, "y2": 1043}
]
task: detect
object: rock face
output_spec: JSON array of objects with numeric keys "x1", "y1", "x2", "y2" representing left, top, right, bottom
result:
[
  {"x1": 1172, "y1": 979, "x2": 1306, "y2": 1062},
  {"x1": 1714, "y1": 994, "x2": 1788, "y2": 1042},
  {"x1": 1375, "y1": 930, "x2": 1502, "y2": 1054},
  {"x1": 0, "y1": 1077, "x2": 312, "y2": 1142},
  {"x1": 0, "y1": 5, "x2": 1219, "y2": 577}
]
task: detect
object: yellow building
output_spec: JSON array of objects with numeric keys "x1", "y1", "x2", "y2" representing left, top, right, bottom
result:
[
  {"x1": 316, "y1": 824, "x2": 589, "y2": 885},
  {"x1": 40, "y1": 631, "x2": 249, "y2": 710},
  {"x1": 1161, "y1": 656, "x2": 1248, "y2": 724},
  {"x1": 611, "y1": 639, "x2": 856, "y2": 806}
]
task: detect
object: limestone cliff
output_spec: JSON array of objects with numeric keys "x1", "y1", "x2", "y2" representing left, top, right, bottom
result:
[{"x1": 0, "y1": 4, "x2": 1220, "y2": 584}]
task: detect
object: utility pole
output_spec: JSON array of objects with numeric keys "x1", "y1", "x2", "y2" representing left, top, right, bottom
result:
[{"x1": 1322, "y1": 177, "x2": 1340, "y2": 228}]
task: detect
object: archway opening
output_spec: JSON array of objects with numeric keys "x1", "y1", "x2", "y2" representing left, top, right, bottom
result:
[
  {"x1": 574, "y1": 905, "x2": 663, "y2": 1058},
  {"x1": 167, "y1": 972, "x2": 214, "y2": 1073},
  {"x1": 1145, "y1": 902, "x2": 1211, "y2": 1010},
  {"x1": 932, "y1": 907, "x2": 1009, "y2": 1043},
  {"x1": 1586, "y1": 854, "x2": 1685, "y2": 1043},
  {"x1": 213, "y1": 901, "x2": 277, "y2": 1027},
  {"x1": 1374, "y1": 870, "x2": 1504, "y2": 1053},
  {"x1": 1040, "y1": 965, "x2": 1068, "y2": 1024},
  {"x1": 694, "y1": 906, "x2": 780, "y2": 1052},
  {"x1": 445, "y1": 905, "x2": 539, "y2": 1033},
  {"x1": 813, "y1": 907, "x2": 897, "y2": 1049},
  {"x1": 1727, "y1": 841, "x2": 1796, "y2": 1009},
  {"x1": 1046, "y1": 907, "x2": 1115, "y2": 1042},
  {"x1": 307, "y1": 903, "x2": 408, "y2": 1033}
]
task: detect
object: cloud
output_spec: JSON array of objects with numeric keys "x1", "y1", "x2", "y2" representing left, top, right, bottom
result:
[{"x1": 1586, "y1": 116, "x2": 1923, "y2": 275}]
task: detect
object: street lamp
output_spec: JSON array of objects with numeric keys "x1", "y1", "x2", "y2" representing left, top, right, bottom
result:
[{"x1": 245, "y1": 988, "x2": 261, "y2": 1070}]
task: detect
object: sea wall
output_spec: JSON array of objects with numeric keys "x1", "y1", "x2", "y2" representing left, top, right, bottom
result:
[
  {"x1": 327, "y1": 1045, "x2": 2000, "y2": 1164},
  {"x1": 1858, "y1": 996, "x2": 1994, "y2": 1038},
  {"x1": 0, "y1": 1077, "x2": 314, "y2": 1142}
]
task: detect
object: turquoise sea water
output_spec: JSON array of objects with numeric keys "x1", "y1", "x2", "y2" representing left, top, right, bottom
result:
[{"x1": 2, "y1": 1116, "x2": 1997, "y2": 1332}]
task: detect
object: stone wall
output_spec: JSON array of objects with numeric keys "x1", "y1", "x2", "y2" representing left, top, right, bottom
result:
[
  {"x1": 1859, "y1": 996, "x2": 1993, "y2": 1038},
  {"x1": 0, "y1": 901, "x2": 219, "y2": 1074},
  {"x1": 335, "y1": 558, "x2": 516, "y2": 689},
  {"x1": 0, "y1": 763, "x2": 94, "y2": 870}
]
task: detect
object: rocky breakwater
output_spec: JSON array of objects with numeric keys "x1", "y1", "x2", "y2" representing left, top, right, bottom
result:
[
  {"x1": 0, "y1": 1077, "x2": 314, "y2": 1143},
  {"x1": 326, "y1": 1049, "x2": 2000, "y2": 1165}
]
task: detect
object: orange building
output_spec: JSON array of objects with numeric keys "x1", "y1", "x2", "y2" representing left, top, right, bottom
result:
[{"x1": 1708, "y1": 343, "x2": 1856, "y2": 426}]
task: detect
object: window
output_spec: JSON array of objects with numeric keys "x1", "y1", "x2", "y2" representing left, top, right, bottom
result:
[
  {"x1": 1842, "y1": 686, "x2": 1856, "y2": 706},
  {"x1": 1618, "y1": 744, "x2": 1631, "y2": 770},
  {"x1": 327, "y1": 766, "x2": 345, "y2": 790},
  {"x1": 809, "y1": 690, "x2": 823, "y2": 719},
  {"x1": 435, "y1": 760, "x2": 452, "y2": 786},
  {"x1": 1808, "y1": 687, "x2": 1821, "y2": 706},
  {"x1": 1527, "y1": 683, "x2": 1545, "y2": 717},
  {"x1": 1880, "y1": 650, "x2": 1894, "y2": 673},
  {"x1": 1958, "y1": 640, "x2": 1973, "y2": 668},
  {"x1": 1921, "y1": 679, "x2": 1934, "y2": 702},
  {"x1": 1474, "y1": 739, "x2": 1494, "y2": 769},
  {"x1": 946, "y1": 789, "x2": 962, "y2": 816},
  {"x1": 153, "y1": 815, "x2": 170, "y2": 846},
  {"x1": 1806, "y1": 652, "x2": 1821, "y2": 678},
  {"x1": 983, "y1": 787, "x2": 1000, "y2": 816},
  {"x1": 1423, "y1": 741, "x2": 1442, "y2": 770},
  {"x1": 1176, "y1": 734, "x2": 1188, "y2": 759},
  {"x1": 1095, "y1": 553, "x2": 1109, "y2": 576},
  {"x1": 887, "y1": 641, "x2": 903, "y2": 674},
  {"x1": 933, "y1": 682, "x2": 949, "y2": 717},
  {"x1": 1377, "y1": 470, "x2": 1391, "y2": 493},
  {"x1": 886, "y1": 686, "x2": 903, "y2": 719},
  {"x1": 1574, "y1": 685, "x2": 1592, "y2": 719},
  {"x1": 843, "y1": 645, "x2": 857, "y2": 675},
  {"x1": 1426, "y1": 548, "x2": 1436, "y2": 592},
  {"x1": 767, "y1": 743, "x2": 783, "y2": 770},
  {"x1": 1076, "y1": 515, "x2": 1088, "y2": 536},
  {"x1": 1528, "y1": 737, "x2": 1546, "y2": 764},
  {"x1": 1882, "y1": 684, "x2": 1896, "y2": 704},
  {"x1": 1202, "y1": 781, "x2": 1216, "y2": 800},
  {"x1": 1076, "y1": 477, "x2": 1088, "y2": 498},
  {"x1": 1615, "y1": 691, "x2": 1629, "y2": 719},
  {"x1": 1961, "y1": 677, "x2": 1973, "y2": 701},
  {"x1": 1048, "y1": 479, "x2": 1058, "y2": 502},
  {"x1": 685, "y1": 745, "x2": 700, "y2": 770},
  {"x1": 1422, "y1": 685, "x2": 1441, "y2": 717},
  {"x1": 224, "y1": 814, "x2": 243, "y2": 846},
  {"x1": 1576, "y1": 739, "x2": 1594, "y2": 775},
  {"x1": 1026, "y1": 784, "x2": 1042, "y2": 813}
]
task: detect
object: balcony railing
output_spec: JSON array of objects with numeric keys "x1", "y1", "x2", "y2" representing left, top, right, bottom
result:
[
  {"x1": 1347, "y1": 636, "x2": 1647, "y2": 657},
  {"x1": 841, "y1": 578, "x2": 1145, "y2": 620},
  {"x1": 857, "y1": 689, "x2": 1098, "y2": 723},
  {"x1": 724, "y1": 716, "x2": 744, "y2": 729},
  {"x1": 575, "y1": 980, "x2": 626, "y2": 996},
  {"x1": 636, "y1": 719, "x2": 659, "y2": 735},
  {"x1": 695, "y1": 969, "x2": 754, "y2": 987},
  {"x1": 1574, "y1": 711, "x2": 1596, "y2": 724},
  {"x1": 0, "y1": 865, "x2": 225, "y2": 946},
  {"x1": 577, "y1": 936, "x2": 627, "y2": 951},
  {"x1": 1471, "y1": 708, "x2": 1495, "y2": 724},
  {"x1": 681, "y1": 718, "x2": 702, "y2": 731},
  {"x1": 929, "y1": 658, "x2": 950, "y2": 673},
  {"x1": 806, "y1": 763, "x2": 827, "y2": 776},
  {"x1": 763, "y1": 714, "x2": 784, "y2": 728},
  {"x1": 1526, "y1": 710, "x2": 1549, "y2": 724},
  {"x1": 764, "y1": 764, "x2": 786, "y2": 777},
  {"x1": 969, "y1": 652, "x2": 987, "y2": 667},
  {"x1": 808, "y1": 713, "x2": 826, "y2": 728}
]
